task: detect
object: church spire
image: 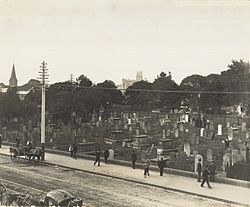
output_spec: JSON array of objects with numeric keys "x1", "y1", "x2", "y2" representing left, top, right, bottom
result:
[{"x1": 9, "y1": 64, "x2": 18, "y2": 87}]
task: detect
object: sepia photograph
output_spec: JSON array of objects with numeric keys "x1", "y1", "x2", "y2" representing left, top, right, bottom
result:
[{"x1": 0, "y1": 0, "x2": 250, "y2": 206}]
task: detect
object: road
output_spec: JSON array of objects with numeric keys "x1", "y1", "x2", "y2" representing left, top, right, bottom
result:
[{"x1": 0, "y1": 155, "x2": 243, "y2": 207}]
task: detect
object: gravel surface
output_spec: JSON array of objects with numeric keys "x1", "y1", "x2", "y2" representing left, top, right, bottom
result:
[{"x1": 0, "y1": 155, "x2": 243, "y2": 207}]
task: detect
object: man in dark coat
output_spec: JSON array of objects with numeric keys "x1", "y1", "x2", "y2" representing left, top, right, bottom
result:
[
  {"x1": 197, "y1": 158, "x2": 202, "y2": 182},
  {"x1": 208, "y1": 161, "x2": 216, "y2": 182},
  {"x1": 158, "y1": 158, "x2": 166, "y2": 176},
  {"x1": 72, "y1": 143, "x2": 78, "y2": 159},
  {"x1": 104, "y1": 147, "x2": 109, "y2": 164},
  {"x1": 131, "y1": 150, "x2": 137, "y2": 169},
  {"x1": 201, "y1": 165, "x2": 211, "y2": 188},
  {"x1": 94, "y1": 150, "x2": 101, "y2": 166}
]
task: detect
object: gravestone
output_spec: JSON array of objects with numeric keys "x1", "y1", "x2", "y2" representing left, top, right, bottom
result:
[
  {"x1": 195, "y1": 154, "x2": 203, "y2": 173},
  {"x1": 207, "y1": 149, "x2": 213, "y2": 162},
  {"x1": 109, "y1": 149, "x2": 114, "y2": 160},
  {"x1": 174, "y1": 128, "x2": 179, "y2": 138},
  {"x1": 200, "y1": 128, "x2": 204, "y2": 137},
  {"x1": 223, "y1": 153, "x2": 231, "y2": 171},
  {"x1": 242, "y1": 121, "x2": 247, "y2": 132},
  {"x1": 232, "y1": 149, "x2": 238, "y2": 165},
  {"x1": 184, "y1": 143, "x2": 191, "y2": 156},
  {"x1": 217, "y1": 124, "x2": 222, "y2": 135}
]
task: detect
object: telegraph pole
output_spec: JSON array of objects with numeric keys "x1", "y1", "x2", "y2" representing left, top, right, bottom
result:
[{"x1": 38, "y1": 61, "x2": 49, "y2": 161}]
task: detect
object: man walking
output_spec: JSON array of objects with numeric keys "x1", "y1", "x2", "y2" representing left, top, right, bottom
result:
[
  {"x1": 208, "y1": 161, "x2": 216, "y2": 182},
  {"x1": 197, "y1": 158, "x2": 202, "y2": 182},
  {"x1": 94, "y1": 150, "x2": 101, "y2": 166},
  {"x1": 158, "y1": 158, "x2": 166, "y2": 176},
  {"x1": 201, "y1": 165, "x2": 211, "y2": 188},
  {"x1": 144, "y1": 159, "x2": 150, "y2": 178},
  {"x1": 131, "y1": 150, "x2": 137, "y2": 169},
  {"x1": 72, "y1": 143, "x2": 78, "y2": 159},
  {"x1": 104, "y1": 147, "x2": 109, "y2": 164}
]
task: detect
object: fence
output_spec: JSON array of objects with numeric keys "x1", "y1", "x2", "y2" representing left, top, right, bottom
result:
[{"x1": 226, "y1": 163, "x2": 250, "y2": 181}]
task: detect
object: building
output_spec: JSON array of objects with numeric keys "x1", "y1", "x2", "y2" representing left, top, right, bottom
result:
[
  {"x1": 117, "y1": 71, "x2": 144, "y2": 90},
  {"x1": 9, "y1": 64, "x2": 18, "y2": 87}
]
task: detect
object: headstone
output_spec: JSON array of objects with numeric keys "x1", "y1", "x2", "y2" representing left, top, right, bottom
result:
[
  {"x1": 174, "y1": 128, "x2": 179, "y2": 138},
  {"x1": 195, "y1": 154, "x2": 203, "y2": 172},
  {"x1": 200, "y1": 128, "x2": 204, "y2": 137},
  {"x1": 232, "y1": 149, "x2": 238, "y2": 165},
  {"x1": 185, "y1": 114, "x2": 189, "y2": 123},
  {"x1": 109, "y1": 149, "x2": 114, "y2": 160},
  {"x1": 128, "y1": 119, "x2": 131, "y2": 125},
  {"x1": 184, "y1": 142, "x2": 191, "y2": 156},
  {"x1": 207, "y1": 149, "x2": 213, "y2": 162},
  {"x1": 246, "y1": 132, "x2": 249, "y2": 139},
  {"x1": 242, "y1": 121, "x2": 247, "y2": 132},
  {"x1": 223, "y1": 153, "x2": 231, "y2": 171},
  {"x1": 217, "y1": 124, "x2": 222, "y2": 135},
  {"x1": 227, "y1": 122, "x2": 230, "y2": 128},
  {"x1": 228, "y1": 127, "x2": 233, "y2": 141}
]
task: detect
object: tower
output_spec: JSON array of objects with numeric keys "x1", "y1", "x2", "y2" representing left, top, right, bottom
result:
[
  {"x1": 9, "y1": 64, "x2": 18, "y2": 87},
  {"x1": 136, "y1": 71, "x2": 143, "y2": 81}
]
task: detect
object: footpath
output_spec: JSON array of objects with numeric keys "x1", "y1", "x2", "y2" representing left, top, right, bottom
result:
[{"x1": 1, "y1": 145, "x2": 250, "y2": 206}]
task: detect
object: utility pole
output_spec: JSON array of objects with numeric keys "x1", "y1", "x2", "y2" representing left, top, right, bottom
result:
[{"x1": 38, "y1": 61, "x2": 49, "y2": 161}]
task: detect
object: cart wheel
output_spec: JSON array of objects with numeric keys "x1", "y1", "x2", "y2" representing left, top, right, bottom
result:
[
  {"x1": 10, "y1": 148, "x2": 20, "y2": 162},
  {"x1": 0, "y1": 183, "x2": 8, "y2": 205}
]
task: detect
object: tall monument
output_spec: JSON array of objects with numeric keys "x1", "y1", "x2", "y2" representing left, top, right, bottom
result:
[{"x1": 9, "y1": 64, "x2": 18, "y2": 87}]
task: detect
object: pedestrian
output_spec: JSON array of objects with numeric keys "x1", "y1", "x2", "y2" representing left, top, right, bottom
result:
[
  {"x1": 131, "y1": 150, "x2": 137, "y2": 169},
  {"x1": 197, "y1": 158, "x2": 202, "y2": 182},
  {"x1": 94, "y1": 150, "x2": 101, "y2": 166},
  {"x1": 201, "y1": 165, "x2": 211, "y2": 188},
  {"x1": 72, "y1": 143, "x2": 78, "y2": 159},
  {"x1": 104, "y1": 147, "x2": 109, "y2": 164},
  {"x1": 144, "y1": 159, "x2": 150, "y2": 178},
  {"x1": 209, "y1": 161, "x2": 216, "y2": 182},
  {"x1": 0, "y1": 134, "x2": 2, "y2": 148},
  {"x1": 16, "y1": 136, "x2": 20, "y2": 148},
  {"x1": 158, "y1": 157, "x2": 166, "y2": 176}
]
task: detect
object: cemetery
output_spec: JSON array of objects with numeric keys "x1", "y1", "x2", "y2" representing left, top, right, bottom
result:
[{"x1": 0, "y1": 109, "x2": 250, "y2": 181}]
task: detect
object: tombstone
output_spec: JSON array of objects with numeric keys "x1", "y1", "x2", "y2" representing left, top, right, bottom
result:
[
  {"x1": 174, "y1": 128, "x2": 179, "y2": 138},
  {"x1": 223, "y1": 153, "x2": 231, "y2": 171},
  {"x1": 136, "y1": 128, "x2": 140, "y2": 136},
  {"x1": 195, "y1": 154, "x2": 203, "y2": 172},
  {"x1": 184, "y1": 143, "x2": 191, "y2": 156},
  {"x1": 217, "y1": 124, "x2": 222, "y2": 135},
  {"x1": 232, "y1": 149, "x2": 238, "y2": 165},
  {"x1": 195, "y1": 136, "x2": 200, "y2": 145},
  {"x1": 109, "y1": 149, "x2": 114, "y2": 160},
  {"x1": 185, "y1": 114, "x2": 189, "y2": 123},
  {"x1": 162, "y1": 129, "x2": 166, "y2": 139},
  {"x1": 200, "y1": 128, "x2": 204, "y2": 137},
  {"x1": 128, "y1": 118, "x2": 131, "y2": 125},
  {"x1": 179, "y1": 123, "x2": 184, "y2": 132},
  {"x1": 246, "y1": 132, "x2": 249, "y2": 139},
  {"x1": 207, "y1": 149, "x2": 213, "y2": 162},
  {"x1": 227, "y1": 122, "x2": 230, "y2": 128},
  {"x1": 228, "y1": 127, "x2": 233, "y2": 141},
  {"x1": 242, "y1": 121, "x2": 247, "y2": 132}
]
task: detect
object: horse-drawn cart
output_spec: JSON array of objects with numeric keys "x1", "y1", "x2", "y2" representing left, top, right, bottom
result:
[{"x1": 9, "y1": 146, "x2": 42, "y2": 162}]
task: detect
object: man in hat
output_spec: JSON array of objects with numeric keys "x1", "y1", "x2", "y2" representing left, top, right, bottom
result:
[
  {"x1": 158, "y1": 157, "x2": 166, "y2": 176},
  {"x1": 201, "y1": 164, "x2": 211, "y2": 188},
  {"x1": 208, "y1": 160, "x2": 216, "y2": 182},
  {"x1": 131, "y1": 150, "x2": 137, "y2": 169},
  {"x1": 144, "y1": 159, "x2": 150, "y2": 178},
  {"x1": 196, "y1": 158, "x2": 202, "y2": 182}
]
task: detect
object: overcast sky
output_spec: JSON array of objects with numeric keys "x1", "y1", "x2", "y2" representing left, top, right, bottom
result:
[{"x1": 1, "y1": 0, "x2": 250, "y2": 86}]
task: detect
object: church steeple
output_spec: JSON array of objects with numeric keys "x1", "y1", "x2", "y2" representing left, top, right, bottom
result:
[{"x1": 9, "y1": 64, "x2": 18, "y2": 87}]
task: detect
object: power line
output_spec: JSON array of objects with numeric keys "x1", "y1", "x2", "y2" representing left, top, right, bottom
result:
[{"x1": 46, "y1": 83, "x2": 250, "y2": 95}]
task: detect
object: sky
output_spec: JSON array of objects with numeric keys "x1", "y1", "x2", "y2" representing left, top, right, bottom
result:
[{"x1": 0, "y1": 0, "x2": 250, "y2": 86}]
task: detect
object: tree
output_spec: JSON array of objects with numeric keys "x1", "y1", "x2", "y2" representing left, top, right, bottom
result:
[
  {"x1": 125, "y1": 80, "x2": 153, "y2": 110},
  {"x1": 152, "y1": 72, "x2": 181, "y2": 110},
  {"x1": 77, "y1": 75, "x2": 92, "y2": 87}
]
